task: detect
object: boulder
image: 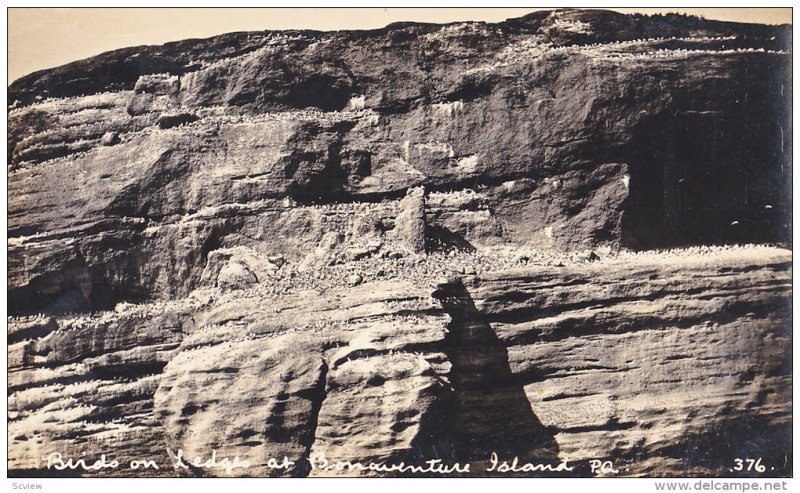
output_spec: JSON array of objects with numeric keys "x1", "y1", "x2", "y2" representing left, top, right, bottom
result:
[{"x1": 217, "y1": 261, "x2": 258, "y2": 292}]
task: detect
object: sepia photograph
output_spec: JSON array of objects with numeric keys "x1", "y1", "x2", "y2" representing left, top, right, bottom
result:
[{"x1": 5, "y1": 4, "x2": 794, "y2": 487}]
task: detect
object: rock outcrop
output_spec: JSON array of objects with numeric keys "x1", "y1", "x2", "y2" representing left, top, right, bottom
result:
[
  {"x1": 8, "y1": 246, "x2": 792, "y2": 477},
  {"x1": 392, "y1": 187, "x2": 427, "y2": 254},
  {"x1": 468, "y1": 247, "x2": 792, "y2": 476},
  {"x1": 8, "y1": 9, "x2": 791, "y2": 317},
  {"x1": 7, "y1": 9, "x2": 792, "y2": 478}
]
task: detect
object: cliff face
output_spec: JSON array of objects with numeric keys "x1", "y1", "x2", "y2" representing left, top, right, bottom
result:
[
  {"x1": 469, "y1": 248, "x2": 792, "y2": 476},
  {"x1": 8, "y1": 9, "x2": 791, "y2": 317},
  {"x1": 8, "y1": 246, "x2": 792, "y2": 477},
  {"x1": 7, "y1": 9, "x2": 792, "y2": 478}
]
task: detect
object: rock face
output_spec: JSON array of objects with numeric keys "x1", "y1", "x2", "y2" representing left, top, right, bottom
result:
[
  {"x1": 468, "y1": 247, "x2": 792, "y2": 476},
  {"x1": 6, "y1": 9, "x2": 792, "y2": 478},
  {"x1": 8, "y1": 9, "x2": 791, "y2": 317},
  {"x1": 8, "y1": 246, "x2": 792, "y2": 477},
  {"x1": 153, "y1": 280, "x2": 452, "y2": 477}
]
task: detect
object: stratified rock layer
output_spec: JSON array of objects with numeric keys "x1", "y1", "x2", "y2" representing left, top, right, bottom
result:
[
  {"x1": 6, "y1": 8, "x2": 792, "y2": 478},
  {"x1": 7, "y1": 9, "x2": 791, "y2": 316},
  {"x1": 469, "y1": 247, "x2": 792, "y2": 476},
  {"x1": 8, "y1": 246, "x2": 792, "y2": 477}
]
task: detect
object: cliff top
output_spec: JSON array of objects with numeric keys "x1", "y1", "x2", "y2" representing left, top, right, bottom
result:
[{"x1": 8, "y1": 8, "x2": 791, "y2": 106}]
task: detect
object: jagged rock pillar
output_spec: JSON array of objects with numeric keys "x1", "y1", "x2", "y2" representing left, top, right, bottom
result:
[{"x1": 393, "y1": 187, "x2": 426, "y2": 254}]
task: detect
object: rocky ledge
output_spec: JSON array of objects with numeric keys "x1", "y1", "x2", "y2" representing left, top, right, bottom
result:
[
  {"x1": 8, "y1": 246, "x2": 792, "y2": 477},
  {"x1": 6, "y1": 9, "x2": 792, "y2": 477}
]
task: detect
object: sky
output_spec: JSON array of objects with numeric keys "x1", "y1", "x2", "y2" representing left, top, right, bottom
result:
[{"x1": 7, "y1": 7, "x2": 793, "y2": 84}]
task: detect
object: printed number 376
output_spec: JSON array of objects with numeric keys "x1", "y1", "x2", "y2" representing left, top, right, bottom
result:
[{"x1": 733, "y1": 458, "x2": 765, "y2": 472}]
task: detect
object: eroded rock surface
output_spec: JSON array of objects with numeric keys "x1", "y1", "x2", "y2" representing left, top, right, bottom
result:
[
  {"x1": 469, "y1": 247, "x2": 792, "y2": 476},
  {"x1": 7, "y1": 9, "x2": 791, "y2": 317},
  {"x1": 8, "y1": 246, "x2": 791, "y2": 477}
]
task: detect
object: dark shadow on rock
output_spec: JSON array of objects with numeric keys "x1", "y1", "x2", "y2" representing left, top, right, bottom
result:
[
  {"x1": 622, "y1": 85, "x2": 791, "y2": 249},
  {"x1": 425, "y1": 225, "x2": 476, "y2": 254},
  {"x1": 416, "y1": 278, "x2": 562, "y2": 476}
]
